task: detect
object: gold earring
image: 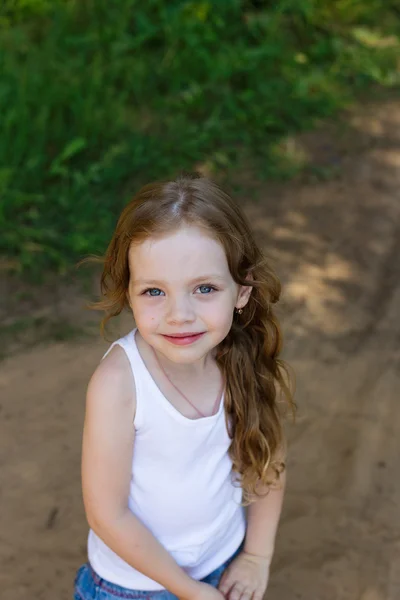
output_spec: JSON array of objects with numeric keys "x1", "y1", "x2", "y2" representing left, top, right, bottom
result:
[{"x1": 236, "y1": 308, "x2": 243, "y2": 315}]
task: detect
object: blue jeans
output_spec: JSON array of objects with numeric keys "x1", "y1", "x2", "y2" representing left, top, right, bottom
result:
[{"x1": 74, "y1": 544, "x2": 243, "y2": 600}]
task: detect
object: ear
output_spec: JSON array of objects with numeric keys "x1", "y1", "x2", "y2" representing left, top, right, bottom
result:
[{"x1": 236, "y1": 273, "x2": 253, "y2": 310}]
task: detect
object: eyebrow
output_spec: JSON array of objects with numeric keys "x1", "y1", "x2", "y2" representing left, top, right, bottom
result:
[{"x1": 133, "y1": 275, "x2": 227, "y2": 286}]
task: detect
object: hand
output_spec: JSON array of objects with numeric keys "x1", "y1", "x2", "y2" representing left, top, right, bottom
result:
[
  {"x1": 217, "y1": 552, "x2": 270, "y2": 600},
  {"x1": 182, "y1": 580, "x2": 225, "y2": 600}
]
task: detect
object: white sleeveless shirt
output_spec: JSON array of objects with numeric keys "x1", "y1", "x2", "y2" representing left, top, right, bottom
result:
[{"x1": 87, "y1": 329, "x2": 246, "y2": 590}]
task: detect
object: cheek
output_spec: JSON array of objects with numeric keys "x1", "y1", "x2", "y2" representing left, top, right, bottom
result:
[
  {"x1": 204, "y1": 305, "x2": 234, "y2": 341},
  {"x1": 131, "y1": 300, "x2": 162, "y2": 326},
  {"x1": 201, "y1": 295, "x2": 235, "y2": 322}
]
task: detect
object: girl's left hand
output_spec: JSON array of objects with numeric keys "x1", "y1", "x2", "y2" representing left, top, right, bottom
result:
[{"x1": 217, "y1": 552, "x2": 270, "y2": 600}]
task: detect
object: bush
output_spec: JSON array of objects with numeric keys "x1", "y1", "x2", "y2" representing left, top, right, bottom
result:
[{"x1": 1, "y1": 0, "x2": 399, "y2": 274}]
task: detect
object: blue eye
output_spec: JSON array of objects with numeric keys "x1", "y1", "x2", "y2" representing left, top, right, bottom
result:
[
  {"x1": 144, "y1": 288, "x2": 164, "y2": 297},
  {"x1": 197, "y1": 285, "x2": 216, "y2": 294}
]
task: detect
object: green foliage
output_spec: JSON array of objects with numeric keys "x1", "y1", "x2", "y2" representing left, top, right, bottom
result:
[{"x1": 1, "y1": 0, "x2": 399, "y2": 274}]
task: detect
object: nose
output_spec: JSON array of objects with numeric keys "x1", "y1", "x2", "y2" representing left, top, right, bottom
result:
[{"x1": 166, "y1": 295, "x2": 196, "y2": 325}]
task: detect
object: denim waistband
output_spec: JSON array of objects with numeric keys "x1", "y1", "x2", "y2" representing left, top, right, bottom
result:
[{"x1": 87, "y1": 564, "x2": 161, "y2": 598}]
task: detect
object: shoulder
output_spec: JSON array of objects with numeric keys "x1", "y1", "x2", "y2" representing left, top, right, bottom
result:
[
  {"x1": 87, "y1": 344, "x2": 136, "y2": 415},
  {"x1": 82, "y1": 345, "x2": 138, "y2": 525}
]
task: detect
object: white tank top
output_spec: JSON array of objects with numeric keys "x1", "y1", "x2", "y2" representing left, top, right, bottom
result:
[{"x1": 87, "y1": 329, "x2": 246, "y2": 590}]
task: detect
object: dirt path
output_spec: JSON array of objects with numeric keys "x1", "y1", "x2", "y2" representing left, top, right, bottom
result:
[{"x1": 1, "y1": 100, "x2": 400, "y2": 600}]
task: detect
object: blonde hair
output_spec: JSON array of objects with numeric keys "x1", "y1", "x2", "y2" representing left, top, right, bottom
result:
[{"x1": 87, "y1": 173, "x2": 295, "y2": 504}]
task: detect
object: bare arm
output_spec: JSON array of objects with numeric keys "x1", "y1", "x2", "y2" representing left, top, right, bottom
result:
[
  {"x1": 217, "y1": 471, "x2": 286, "y2": 600},
  {"x1": 243, "y1": 470, "x2": 286, "y2": 562},
  {"x1": 82, "y1": 346, "x2": 203, "y2": 599}
]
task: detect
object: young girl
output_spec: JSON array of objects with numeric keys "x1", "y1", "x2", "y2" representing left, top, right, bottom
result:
[{"x1": 74, "y1": 173, "x2": 294, "y2": 600}]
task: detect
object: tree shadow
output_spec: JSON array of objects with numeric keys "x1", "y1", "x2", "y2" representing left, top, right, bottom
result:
[{"x1": 242, "y1": 99, "x2": 400, "y2": 600}]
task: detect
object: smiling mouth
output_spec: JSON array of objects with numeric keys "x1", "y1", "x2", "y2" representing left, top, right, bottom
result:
[{"x1": 163, "y1": 332, "x2": 204, "y2": 338}]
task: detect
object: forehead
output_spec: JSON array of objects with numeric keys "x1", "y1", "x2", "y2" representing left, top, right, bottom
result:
[{"x1": 129, "y1": 226, "x2": 230, "y2": 281}]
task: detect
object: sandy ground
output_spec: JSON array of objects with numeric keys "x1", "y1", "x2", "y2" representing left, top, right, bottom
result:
[{"x1": 1, "y1": 100, "x2": 400, "y2": 600}]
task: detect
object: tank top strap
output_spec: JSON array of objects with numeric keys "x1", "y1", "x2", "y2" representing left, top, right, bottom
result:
[
  {"x1": 102, "y1": 329, "x2": 136, "y2": 365},
  {"x1": 101, "y1": 329, "x2": 146, "y2": 429}
]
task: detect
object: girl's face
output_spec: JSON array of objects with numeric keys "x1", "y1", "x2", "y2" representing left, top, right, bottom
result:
[{"x1": 128, "y1": 225, "x2": 252, "y2": 364}]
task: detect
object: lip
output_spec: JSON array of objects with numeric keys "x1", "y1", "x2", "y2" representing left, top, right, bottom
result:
[
  {"x1": 163, "y1": 332, "x2": 204, "y2": 338},
  {"x1": 162, "y1": 332, "x2": 205, "y2": 346}
]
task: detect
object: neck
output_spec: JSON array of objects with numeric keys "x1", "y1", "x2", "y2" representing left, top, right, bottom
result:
[{"x1": 156, "y1": 353, "x2": 211, "y2": 379}]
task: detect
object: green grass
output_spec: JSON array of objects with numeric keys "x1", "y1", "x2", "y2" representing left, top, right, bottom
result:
[{"x1": 0, "y1": 0, "x2": 399, "y2": 276}]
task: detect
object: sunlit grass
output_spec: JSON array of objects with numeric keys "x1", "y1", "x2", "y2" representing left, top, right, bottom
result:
[{"x1": 0, "y1": 0, "x2": 399, "y2": 275}]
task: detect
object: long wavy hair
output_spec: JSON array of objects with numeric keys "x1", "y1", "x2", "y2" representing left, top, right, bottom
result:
[{"x1": 87, "y1": 173, "x2": 295, "y2": 505}]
